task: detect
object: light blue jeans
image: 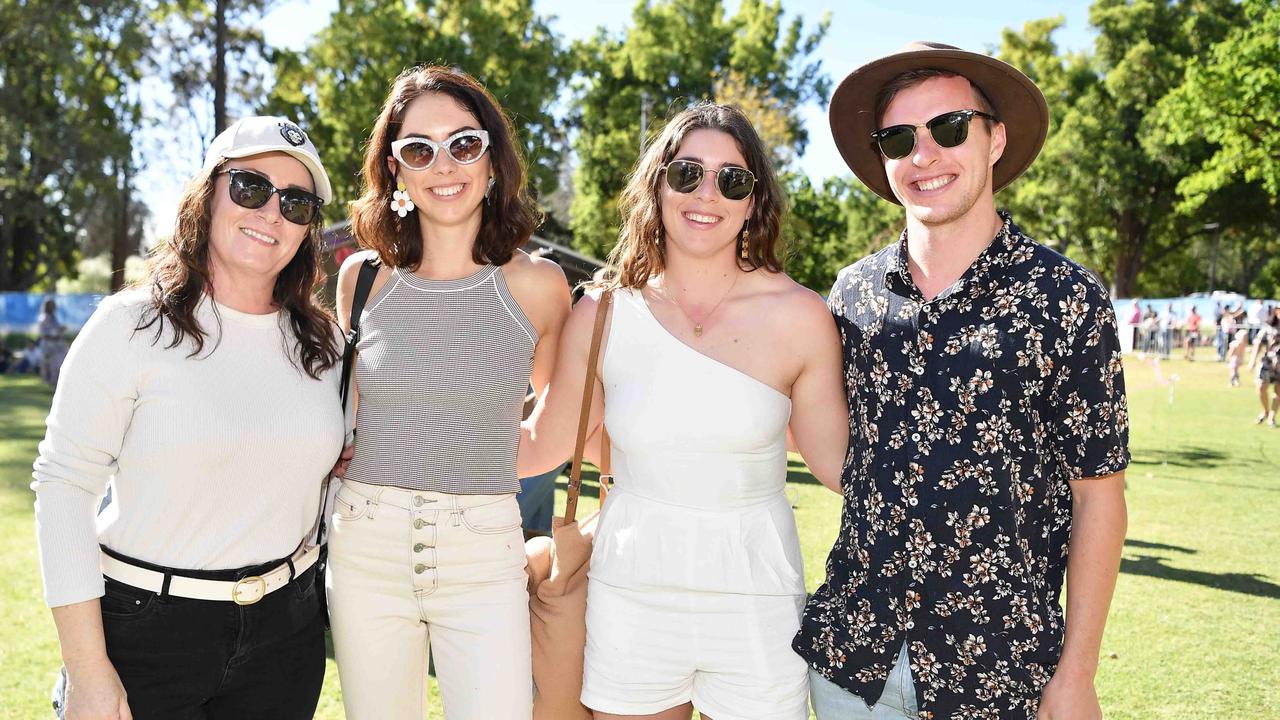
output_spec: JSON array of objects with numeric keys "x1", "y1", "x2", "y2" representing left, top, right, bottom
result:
[{"x1": 809, "y1": 643, "x2": 918, "y2": 719}]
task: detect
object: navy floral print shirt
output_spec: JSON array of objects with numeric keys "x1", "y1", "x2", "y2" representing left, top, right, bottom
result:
[{"x1": 794, "y1": 213, "x2": 1129, "y2": 719}]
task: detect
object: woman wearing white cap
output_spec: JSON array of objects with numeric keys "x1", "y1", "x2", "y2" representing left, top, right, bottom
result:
[{"x1": 33, "y1": 116, "x2": 344, "y2": 719}]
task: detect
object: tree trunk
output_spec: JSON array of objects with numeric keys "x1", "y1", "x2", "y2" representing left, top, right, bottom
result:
[
  {"x1": 1110, "y1": 209, "x2": 1147, "y2": 298},
  {"x1": 110, "y1": 159, "x2": 131, "y2": 293},
  {"x1": 0, "y1": 199, "x2": 12, "y2": 291},
  {"x1": 214, "y1": 0, "x2": 227, "y2": 134}
]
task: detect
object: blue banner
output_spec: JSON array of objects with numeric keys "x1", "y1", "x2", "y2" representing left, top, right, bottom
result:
[{"x1": 0, "y1": 293, "x2": 105, "y2": 335}]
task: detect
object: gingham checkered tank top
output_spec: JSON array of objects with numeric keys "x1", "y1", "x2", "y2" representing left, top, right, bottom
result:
[{"x1": 345, "y1": 264, "x2": 537, "y2": 494}]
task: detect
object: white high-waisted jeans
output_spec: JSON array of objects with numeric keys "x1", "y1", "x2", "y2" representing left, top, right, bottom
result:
[{"x1": 327, "y1": 479, "x2": 531, "y2": 719}]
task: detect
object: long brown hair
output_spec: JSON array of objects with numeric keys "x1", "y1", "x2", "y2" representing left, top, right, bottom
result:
[
  {"x1": 608, "y1": 102, "x2": 785, "y2": 290},
  {"x1": 350, "y1": 65, "x2": 538, "y2": 269},
  {"x1": 134, "y1": 162, "x2": 340, "y2": 379}
]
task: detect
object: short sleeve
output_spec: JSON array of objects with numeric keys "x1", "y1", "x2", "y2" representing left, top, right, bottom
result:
[{"x1": 1048, "y1": 274, "x2": 1130, "y2": 481}]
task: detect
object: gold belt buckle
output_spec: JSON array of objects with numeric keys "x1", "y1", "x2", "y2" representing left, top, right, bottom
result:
[{"x1": 232, "y1": 575, "x2": 267, "y2": 605}]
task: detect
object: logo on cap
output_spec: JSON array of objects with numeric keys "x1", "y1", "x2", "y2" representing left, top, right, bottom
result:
[{"x1": 279, "y1": 122, "x2": 307, "y2": 147}]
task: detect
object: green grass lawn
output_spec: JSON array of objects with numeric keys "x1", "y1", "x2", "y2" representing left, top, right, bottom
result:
[{"x1": 1, "y1": 356, "x2": 1276, "y2": 718}]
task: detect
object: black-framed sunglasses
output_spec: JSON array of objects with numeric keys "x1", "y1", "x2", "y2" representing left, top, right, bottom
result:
[
  {"x1": 390, "y1": 130, "x2": 491, "y2": 171},
  {"x1": 220, "y1": 168, "x2": 323, "y2": 225},
  {"x1": 661, "y1": 159, "x2": 756, "y2": 201},
  {"x1": 870, "y1": 109, "x2": 999, "y2": 160}
]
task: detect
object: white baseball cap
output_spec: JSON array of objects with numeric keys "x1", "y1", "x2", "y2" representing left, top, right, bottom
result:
[{"x1": 202, "y1": 116, "x2": 333, "y2": 204}]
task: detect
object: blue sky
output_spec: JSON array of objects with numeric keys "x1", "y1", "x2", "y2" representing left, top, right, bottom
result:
[{"x1": 137, "y1": 0, "x2": 1098, "y2": 240}]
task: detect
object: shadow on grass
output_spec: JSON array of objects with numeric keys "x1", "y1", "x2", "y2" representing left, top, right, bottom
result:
[
  {"x1": 787, "y1": 461, "x2": 819, "y2": 486},
  {"x1": 1123, "y1": 538, "x2": 1196, "y2": 554},
  {"x1": 1121, "y1": 554, "x2": 1280, "y2": 600},
  {"x1": 1141, "y1": 473, "x2": 1279, "y2": 493},
  {"x1": 1129, "y1": 446, "x2": 1229, "y2": 469}
]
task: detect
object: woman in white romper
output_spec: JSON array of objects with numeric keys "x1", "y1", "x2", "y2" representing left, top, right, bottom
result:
[{"x1": 520, "y1": 103, "x2": 849, "y2": 720}]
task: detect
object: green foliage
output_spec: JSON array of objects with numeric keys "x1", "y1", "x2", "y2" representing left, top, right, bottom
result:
[
  {"x1": 997, "y1": 0, "x2": 1247, "y2": 297},
  {"x1": 1148, "y1": 0, "x2": 1280, "y2": 211},
  {"x1": 0, "y1": 0, "x2": 148, "y2": 291},
  {"x1": 262, "y1": 0, "x2": 567, "y2": 222},
  {"x1": 149, "y1": 0, "x2": 273, "y2": 146},
  {"x1": 567, "y1": 0, "x2": 830, "y2": 258}
]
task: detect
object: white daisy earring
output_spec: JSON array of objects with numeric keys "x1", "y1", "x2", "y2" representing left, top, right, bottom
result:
[{"x1": 390, "y1": 178, "x2": 415, "y2": 218}]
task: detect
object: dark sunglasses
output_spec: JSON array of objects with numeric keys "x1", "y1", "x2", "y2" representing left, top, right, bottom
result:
[
  {"x1": 390, "y1": 130, "x2": 491, "y2": 171},
  {"x1": 870, "y1": 109, "x2": 999, "y2": 159},
  {"x1": 220, "y1": 168, "x2": 323, "y2": 225},
  {"x1": 661, "y1": 159, "x2": 756, "y2": 201}
]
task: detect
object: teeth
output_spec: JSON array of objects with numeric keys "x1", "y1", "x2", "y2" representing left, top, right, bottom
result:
[
  {"x1": 430, "y1": 184, "x2": 465, "y2": 197},
  {"x1": 916, "y1": 175, "x2": 954, "y2": 192},
  {"x1": 242, "y1": 228, "x2": 278, "y2": 245},
  {"x1": 684, "y1": 212, "x2": 720, "y2": 224}
]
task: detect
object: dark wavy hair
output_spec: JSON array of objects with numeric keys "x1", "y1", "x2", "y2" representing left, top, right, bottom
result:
[
  {"x1": 608, "y1": 102, "x2": 785, "y2": 290},
  {"x1": 350, "y1": 65, "x2": 538, "y2": 269},
  {"x1": 134, "y1": 161, "x2": 340, "y2": 379}
]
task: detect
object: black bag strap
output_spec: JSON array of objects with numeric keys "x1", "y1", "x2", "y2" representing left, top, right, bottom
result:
[
  {"x1": 340, "y1": 257, "x2": 381, "y2": 408},
  {"x1": 317, "y1": 257, "x2": 380, "y2": 550}
]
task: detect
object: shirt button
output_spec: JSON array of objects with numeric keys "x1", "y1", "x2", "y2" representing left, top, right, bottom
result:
[
  {"x1": 413, "y1": 518, "x2": 426, "y2": 529},
  {"x1": 906, "y1": 620, "x2": 915, "y2": 630},
  {"x1": 414, "y1": 563, "x2": 426, "y2": 574},
  {"x1": 911, "y1": 433, "x2": 920, "y2": 441},
  {"x1": 413, "y1": 543, "x2": 426, "y2": 552},
  {"x1": 413, "y1": 496, "x2": 425, "y2": 507}
]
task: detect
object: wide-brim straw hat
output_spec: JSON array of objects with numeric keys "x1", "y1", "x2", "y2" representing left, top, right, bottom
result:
[{"x1": 829, "y1": 40, "x2": 1049, "y2": 204}]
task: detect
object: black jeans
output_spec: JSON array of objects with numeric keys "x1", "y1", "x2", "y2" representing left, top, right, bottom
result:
[{"x1": 95, "y1": 558, "x2": 324, "y2": 720}]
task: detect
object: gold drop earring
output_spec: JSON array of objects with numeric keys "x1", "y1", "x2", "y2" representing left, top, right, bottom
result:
[{"x1": 740, "y1": 223, "x2": 750, "y2": 260}]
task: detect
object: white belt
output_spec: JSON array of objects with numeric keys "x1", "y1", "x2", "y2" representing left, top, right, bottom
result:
[{"x1": 100, "y1": 544, "x2": 320, "y2": 606}]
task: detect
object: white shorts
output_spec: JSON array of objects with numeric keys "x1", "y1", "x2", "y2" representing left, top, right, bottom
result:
[{"x1": 582, "y1": 579, "x2": 809, "y2": 720}]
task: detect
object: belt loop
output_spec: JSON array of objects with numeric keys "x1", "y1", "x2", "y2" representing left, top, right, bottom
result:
[
  {"x1": 286, "y1": 556, "x2": 297, "y2": 582},
  {"x1": 159, "y1": 572, "x2": 173, "y2": 599}
]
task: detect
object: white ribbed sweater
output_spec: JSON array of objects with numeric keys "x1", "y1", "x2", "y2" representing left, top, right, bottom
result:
[{"x1": 32, "y1": 290, "x2": 345, "y2": 608}]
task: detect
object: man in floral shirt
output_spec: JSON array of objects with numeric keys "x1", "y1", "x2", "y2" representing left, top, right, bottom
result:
[{"x1": 795, "y1": 42, "x2": 1129, "y2": 720}]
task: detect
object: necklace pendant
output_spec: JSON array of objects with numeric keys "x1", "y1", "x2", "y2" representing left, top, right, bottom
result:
[{"x1": 694, "y1": 324, "x2": 704, "y2": 337}]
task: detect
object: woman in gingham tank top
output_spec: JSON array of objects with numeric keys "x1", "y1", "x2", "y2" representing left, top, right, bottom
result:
[{"x1": 327, "y1": 67, "x2": 570, "y2": 720}]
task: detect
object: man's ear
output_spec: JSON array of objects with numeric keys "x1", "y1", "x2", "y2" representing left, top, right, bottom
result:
[{"x1": 988, "y1": 121, "x2": 1007, "y2": 167}]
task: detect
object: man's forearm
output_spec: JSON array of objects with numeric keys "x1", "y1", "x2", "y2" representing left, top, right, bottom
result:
[{"x1": 1058, "y1": 473, "x2": 1127, "y2": 679}]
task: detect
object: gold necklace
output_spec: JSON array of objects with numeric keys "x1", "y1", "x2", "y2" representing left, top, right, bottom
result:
[{"x1": 660, "y1": 272, "x2": 740, "y2": 337}]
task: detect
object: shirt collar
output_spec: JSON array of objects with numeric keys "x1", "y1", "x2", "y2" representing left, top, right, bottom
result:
[{"x1": 882, "y1": 211, "x2": 1024, "y2": 301}]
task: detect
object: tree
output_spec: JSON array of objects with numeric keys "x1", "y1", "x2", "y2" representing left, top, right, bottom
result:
[
  {"x1": 1148, "y1": 0, "x2": 1280, "y2": 211},
  {"x1": 264, "y1": 0, "x2": 567, "y2": 222},
  {"x1": 150, "y1": 0, "x2": 272, "y2": 152},
  {"x1": 568, "y1": 0, "x2": 830, "y2": 258},
  {"x1": 0, "y1": 0, "x2": 148, "y2": 291},
  {"x1": 993, "y1": 0, "x2": 1245, "y2": 297}
]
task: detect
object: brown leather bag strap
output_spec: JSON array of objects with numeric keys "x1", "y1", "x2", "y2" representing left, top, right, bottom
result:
[{"x1": 564, "y1": 290, "x2": 612, "y2": 524}]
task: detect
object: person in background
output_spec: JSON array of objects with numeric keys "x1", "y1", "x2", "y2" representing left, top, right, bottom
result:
[
  {"x1": 37, "y1": 298, "x2": 68, "y2": 388},
  {"x1": 1183, "y1": 305, "x2": 1201, "y2": 361},
  {"x1": 15, "y1": 339, "x2": 42, "y2": 374},
  {"x1": 33, "y1": 115, "x2": 343, "y2": 720},
  {"x1": 1159, "y1": 303, "x2": 1175, "y2": 358},
  {"x1": 1214, "y1": 303, "x2": 1226, "y2": 361},
  {"x1": 1250, "y1": 312, "x2": 1280, "y2": 425},
  {"x1": 1226, "y1": 329, "x2": 1248, "y2": 387},
  {"x1": 1127, "y1": 299, "x2": 1143, "y2": 351}
]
